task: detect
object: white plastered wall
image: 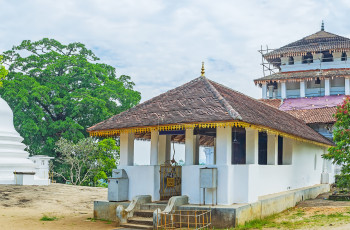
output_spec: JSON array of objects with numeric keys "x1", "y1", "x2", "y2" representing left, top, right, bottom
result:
[
  {"x1": 119, "y1": 165, "x2": 160, "y2": 201},
  {"x1": 256, "y1": 140, "x2": 326, "y2": 197}
]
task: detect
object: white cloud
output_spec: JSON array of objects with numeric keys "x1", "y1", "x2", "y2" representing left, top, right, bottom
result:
[
  {"x1": 1, "y1": 0, "x2": 350, "y2": 164},
  {"x1": 2, "y1": 0, "x2": 348, "y2": 101}
]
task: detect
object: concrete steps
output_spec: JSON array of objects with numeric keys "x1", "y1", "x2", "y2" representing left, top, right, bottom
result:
[
  {"x1": 128, "y1": 216, "x2": 154, "y2": 225},
  {"x1": 134, "y1": 210, "x2": 154, "y2": 218},
  {"x1": 120, "y1": 222, "x2": 153, "y2": 229},
  {"x1": 121, "y1": 201, "x2": 167, "y2": 229},
  {"x1": 140, "y1": 202, "x2": 167, "y2": 210}
]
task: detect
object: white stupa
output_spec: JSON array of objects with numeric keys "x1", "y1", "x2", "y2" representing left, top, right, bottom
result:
[{"x1": 0, "y1": 97, "x2": 52, "y2": 185}]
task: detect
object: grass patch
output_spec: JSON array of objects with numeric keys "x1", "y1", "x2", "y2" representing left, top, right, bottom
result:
[
  {"x1": 293, "y1": 209, "x2": 305, "y2": 217},
  {"x1": 236, "y1": 214, "x2": 280, "y2": 229},
  {"x1": 40, "y1": 215, "x2": 58, "y2": 221},
  {"x1": 236, "y1": 209, "x2": 350, "y2": 229},
  {"x1": 86, "y1": 217, "x2": 111, "y2": 224}
]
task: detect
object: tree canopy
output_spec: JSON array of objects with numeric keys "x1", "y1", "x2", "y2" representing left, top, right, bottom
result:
[
  {"x1": 0, "y1": 56, "x2": 8, "y2": 86},
  {"x1": 54, "y1": 137, "x2": 119, "y2": 186},
  {"x1": 0, "y1": 38, "x2": 140, "y2": 157},
  {"x1": 324, "y1": 97, "x2": 350, "y2": 188}
]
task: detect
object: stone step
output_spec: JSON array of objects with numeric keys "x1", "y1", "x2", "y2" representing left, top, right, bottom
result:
[
  {"x1": 134, "y1": 210, "x2": 154, "y2": 218},
  {"x1": 128, "y1": 216, "x2": 153, "y2": 226},
  {"x1": 120, "y1": 223, "x2": 153, "y2": 229},
  {"x1": 140, "y1": 203, "x2": 167, "y2": 210}
]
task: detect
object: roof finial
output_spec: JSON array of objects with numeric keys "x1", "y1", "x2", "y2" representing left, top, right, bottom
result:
[
  {"x1": 321, "y1": 20, "x2": 324, "y2": 31},
  {"x1": 201, "y1": 62, "x2": 205, "y2": 77}
]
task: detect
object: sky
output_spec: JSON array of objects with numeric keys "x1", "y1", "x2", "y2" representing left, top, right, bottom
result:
[{"x1": 1, "y1": 0, "x2": 350, "y2": 164}]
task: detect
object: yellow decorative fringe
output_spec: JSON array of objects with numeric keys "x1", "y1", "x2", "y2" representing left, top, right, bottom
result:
[{"x1": 88, "y1": 121, "x2": 331, "y2": 148}]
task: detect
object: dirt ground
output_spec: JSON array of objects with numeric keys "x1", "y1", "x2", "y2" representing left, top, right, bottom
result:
[
  {"x1": 0, "y1": 183, "x2": 116, "y2": 230},
  {"x1": 2, "y1": 184, "x2": 350, "y2": 229}
]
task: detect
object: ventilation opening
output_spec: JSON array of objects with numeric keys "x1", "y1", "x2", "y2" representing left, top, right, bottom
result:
[
  {"x1": 302, "y1": 52, "x2": 313, "y2": 64},
  {"x1": 288, "y1": 57, "x2": 294, "y2": 65},
  {"x1": 322, "y1": 51, "x2": 333, "y2": 62},
  {"x1": 342, "y1": 52, "x2": 347, "y2": 61}
]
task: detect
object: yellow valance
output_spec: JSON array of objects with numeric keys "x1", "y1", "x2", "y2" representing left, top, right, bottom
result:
[{"x1": 88, "y1": 121, "x2": 331, "y2": 148}]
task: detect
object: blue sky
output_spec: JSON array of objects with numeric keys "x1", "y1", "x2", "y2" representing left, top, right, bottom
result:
[{"x1": 1, "y1": 0, "x2": 349, "y2": 164}]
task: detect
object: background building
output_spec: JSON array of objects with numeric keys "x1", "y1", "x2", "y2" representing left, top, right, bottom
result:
[{"x1": 255, "y1": 23, "x2": 349, "y2": 141}]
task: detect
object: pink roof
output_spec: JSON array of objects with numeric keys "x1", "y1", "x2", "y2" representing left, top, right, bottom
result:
[{"x1": 280, "y1": 95, "x2": 345, "y2": 111}]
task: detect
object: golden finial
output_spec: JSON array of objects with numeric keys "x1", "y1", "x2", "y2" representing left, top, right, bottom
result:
[{"x1": 201, "y1": 62, "x2": 205, "y2": 77}]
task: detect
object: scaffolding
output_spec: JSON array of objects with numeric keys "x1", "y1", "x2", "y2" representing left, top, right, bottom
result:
[{"x1": 258, "y1": 45, "x2": 280, "y2": 78}]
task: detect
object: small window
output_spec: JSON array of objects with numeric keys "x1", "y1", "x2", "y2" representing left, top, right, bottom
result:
[
  {"x1": 322, "y1": 51, "x2": 333, "y2": 62},
  {"x1": 41, "y1": 160, "x2": 45, "y2": 166},
  {"x1": 232, "y1": 128, "x2": 246, "y2": 164},
  {"x1": 302, "y1": 52, "x2": 313, "y2": 64},
  {"x1": 258, "y1": 132, "x2": 268, "y2": 165},
  {"x1": 341, "y1": 52, "x2": 347, "y2": 61},
  {"x1": 278, "y1": 136, "x2": 283, "y2": 165},
  {"x1": 288, "y1": 57, "x2": 294, "y2": 65}
]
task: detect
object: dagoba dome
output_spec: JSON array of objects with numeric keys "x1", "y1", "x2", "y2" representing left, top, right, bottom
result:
[{"x1": 0, "y1": 97, "x2": 51, "y2": 185}]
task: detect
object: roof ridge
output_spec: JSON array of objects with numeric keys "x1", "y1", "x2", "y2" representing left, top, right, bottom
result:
[{"x1": 201, "y1": 77, "x2": 242, "y2": 120}]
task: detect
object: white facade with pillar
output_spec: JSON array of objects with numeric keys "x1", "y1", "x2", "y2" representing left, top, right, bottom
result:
[
  {"x1": 267, "y1": 133, "x2": 278, "y2": 165},
  {"x1": 118, "y1": 125, "x2": 332, "y2": 205},
  {"x1": 185, "y1": 128, "x2": 199, "y2": 165},
  {"x1": 120, "y1": 132, "x2": 135, "y2": 166},
  {"x1": 325, "y1": 78, "x2": 330, "y2": 96},
  {"x1": 300, "y1": 81, "x2": 306, "y2": 98}
]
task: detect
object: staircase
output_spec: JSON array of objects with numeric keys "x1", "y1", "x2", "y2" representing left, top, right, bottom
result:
[{"x1": 120, "y1": 201, "x2": 167, "y2": 229}]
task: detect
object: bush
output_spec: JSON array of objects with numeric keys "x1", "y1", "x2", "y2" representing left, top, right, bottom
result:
[{"x1": 335, "y1": 174, "x2": 350, "y2": 191}]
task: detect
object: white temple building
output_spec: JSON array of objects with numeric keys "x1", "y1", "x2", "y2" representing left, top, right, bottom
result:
[
  {"x1": 0, "y1": 97, "x2": 52, "y2": 185},
  {"x1": 88, "y1": 74, "x2": 335, "y2": 204}
]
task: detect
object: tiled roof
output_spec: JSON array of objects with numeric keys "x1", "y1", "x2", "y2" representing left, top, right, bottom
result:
[
  {"x1": 264, "y1": 30, "x2": 350, "y2": 61},
  {"x1": 280, "y1": 95, "x2": 344, "y2": 111},
  {"x1": 286, "y1": 107, "x2": 336, "y2": 124},
  {"x1": 88, "y1": 77, "x2": 333, "y2": 146},
  {"x1": 259, "y1": 96, "x2": 340, "y2": 124},
  {"x1": 258, "y1": 99, "x2": 282, "y2": 109},
  {"x1": 254, "y1": 68, "x2": 350, "y2": 83}
]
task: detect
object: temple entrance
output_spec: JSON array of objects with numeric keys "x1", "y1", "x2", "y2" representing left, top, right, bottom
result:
[{"x1": 159, "y1": 164, "x2": 182, "y2": 200}]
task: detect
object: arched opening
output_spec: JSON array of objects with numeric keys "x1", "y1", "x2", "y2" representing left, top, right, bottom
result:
[
  {"x1": 341, "y1": 52, "x2": 347, "y2": 61},
  {"x1": 288, "y1": 56, "x2": 294, "y2": 65},
  {"x1": 322, "y1": 50, "x2": 333, "y2": 62},
  {"x1": 302, "y1": 52, "x2": 313, "y2": 64}
]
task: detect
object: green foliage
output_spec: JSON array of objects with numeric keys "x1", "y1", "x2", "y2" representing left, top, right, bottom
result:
[
  {"x1": 323, "y1": 97, "x2": 350, "y2": 189},
  {"x1": 54, "y1": 137, "x2": 118, "y2": 186},
  {"x1": 0, "y1": 38, "x2": 140, "y2": 160},
  {"x1": 335, "y1": 174, "x2": 350, "y2": 190},
  {"x1": 40, "y1": 215, "x2": 58, "y2": 221},
  {"x1": 0, "y1": 56, "x2": 8, "y2": 87}
]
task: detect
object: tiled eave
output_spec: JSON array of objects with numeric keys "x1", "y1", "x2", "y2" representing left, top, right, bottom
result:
[{"x1": 254, "y1": 68, "x2": 350, "y2": 85}]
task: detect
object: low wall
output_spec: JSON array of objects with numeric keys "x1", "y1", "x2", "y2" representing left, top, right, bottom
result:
[
  {"x1": 93, "y1": 201, "x2": 129, "y2": 221},
  {"x1": 178, "y1": 184, "x2": 330, "y2": 228},
  {"x1": 235, "y1": 184, "x2": 330, "y2": 227}
]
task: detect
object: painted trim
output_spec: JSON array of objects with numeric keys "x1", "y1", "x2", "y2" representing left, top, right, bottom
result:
[{"x1": 88, "y1": 121, "x2": 332, "y2": 148}]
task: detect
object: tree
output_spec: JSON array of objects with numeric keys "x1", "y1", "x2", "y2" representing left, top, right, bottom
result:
[
  {"x1": 323, "y1": 96, "x2": 350, "y2": 189},
  {"x1": 0, "y1": 56, "x2": 8, "y2": 86},
  {"x1": 0, "y1": 39, "x2": 140, "y2": 158},
  {"x1": 54, "y1": 137, "x2": 119, "y2": 186}
]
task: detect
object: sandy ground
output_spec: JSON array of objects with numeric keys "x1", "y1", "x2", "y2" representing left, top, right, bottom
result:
[
  {"x1": 0, "y1": 183, "x2": 116, "y2": 230},
  {"x1": 2, "y1": 184, "x2": 350, "y2": 229}
]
